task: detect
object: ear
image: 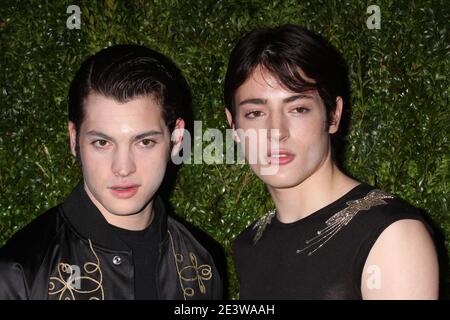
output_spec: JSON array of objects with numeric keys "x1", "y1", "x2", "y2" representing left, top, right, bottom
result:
[
  {"x1": 68, "y1": 121, "x2": 77, "y2": 157},
  {"x1": 170, "y1": 118, "x2": 185, "y2": 157},
  {"x1": 225, "y1": 107, "x2": 234, "y2": 128},
  {"x1": 225, "y1": 107, "x2": 240, "y2": 143},
  {"x1": 328, "y1": 97, "x2": 343, "y2": 134}
]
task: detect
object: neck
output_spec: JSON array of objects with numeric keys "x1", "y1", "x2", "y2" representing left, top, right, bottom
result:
[
  {"x1": 84, "y1": 183, "x2": 153, "y2": 231},
  {"x1": 267, "y1": 151, "x2": 359, "y2": 224}
]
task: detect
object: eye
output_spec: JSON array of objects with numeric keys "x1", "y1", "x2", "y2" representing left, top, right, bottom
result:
[
  {"x1": 92, "y1": 139, "x2": 110, "y2": 149},
  {"x1": 244, "y1": 110, "x2": 265, "y2": 119},
  {"x1": 291, "y1": 107, "x2": 310, "y2": 114},
  {"x1": 138, "y1": 139, "x2": 156, "y2": 147}
]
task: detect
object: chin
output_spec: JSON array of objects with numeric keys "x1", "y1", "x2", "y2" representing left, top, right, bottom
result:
[
  {"x1": 258, "y1": 173, "x2": 306, "y2": 189},
  {"x1": 103, "y1": 202, "x2": 148, "y2": 216}
]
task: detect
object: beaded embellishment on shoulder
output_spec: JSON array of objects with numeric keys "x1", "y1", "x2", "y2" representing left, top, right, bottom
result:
[
  {"x1": 296, "y1": 189, "x2": 393, "y2": 256},
  {"x1": 252, "y1": 209, "x2": 276, "y2": 244}
]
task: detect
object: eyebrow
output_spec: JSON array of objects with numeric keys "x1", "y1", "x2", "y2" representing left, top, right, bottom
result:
[
  {"x1": 238, "y1": 98, "x2": 267, "y2": 106},
  {"x1": 282, "y1": 94, "x2": 313, "y2": 103},
  {"x1": 86, "y1": 130, "x2": 163, "y2": 142},
  {"x1": 238, "y1": 94, "x2": 313, "y2": 106}
]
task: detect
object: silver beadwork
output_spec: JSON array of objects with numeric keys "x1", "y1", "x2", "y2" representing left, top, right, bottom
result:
[
  {"x1": 252, "y1": 189, "x2": 394, "y2": 255},
  {"x1": 296, "y1": 189, "x2": 393, "y2": 256},
  {"x1": 252, "y1": 209, "x2": 276, "y2": 244}
]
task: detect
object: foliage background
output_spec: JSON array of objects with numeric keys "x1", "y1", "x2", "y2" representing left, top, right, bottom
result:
[{"x1": 0, "y1": 0, "x2": 448, "y2": 298}]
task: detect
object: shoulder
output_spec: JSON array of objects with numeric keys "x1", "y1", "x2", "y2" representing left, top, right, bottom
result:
[
  {"x1": 233, "y1": 209, "x2": 276, "y2": 247},
  {"x1": 232, "y1": 215, "x2": 267, "y2": 260},
  {"x1": 357, "y1": 189, "x2": 439, "y2": 299},
  {"x1": 362, "y1": 218, "x2": 439, "y2": 299},
  {"x1": 166, "y1": 216, "x2": 220, "y2": 268},
  {"x1": 233, "y1": 219, "x2": 259, "y2": 249},
  {"x1": 166, "y1": 217, "x2": 210, "y2": 253},
  {"x1": 351, "y1": 187, "x2": 431, "y2": 236},
  {"x1": 0, "y1": 206, "x2": 63, "y2": 299},
  {"x1": 0, "y1": 206, "x2": 62, "y2": 267},
  {"x1": 166, "y1": 217, "x2": 223, "y2": 299}
]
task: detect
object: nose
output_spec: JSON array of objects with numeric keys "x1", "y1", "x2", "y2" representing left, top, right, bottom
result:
[
  {"x1": 111, "y1": 147, "x2": 136, "y2": 177},
  {"x1": 267, "y1": 112, "x2": 289, "y2": 143}
]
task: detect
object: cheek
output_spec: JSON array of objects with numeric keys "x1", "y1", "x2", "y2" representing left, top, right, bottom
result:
[
  {"x1": 300, "y1": 132, "x2": 329, "y2": 166},
  {"x1": 80, "y1": 151, "x2": 110, "y2": 184},
  {"x1": 79, "y1": 143, "x2": 110, "y2": 168},
  {"x1": 291, "y1": 118, "x2": 329, "y2": 153},
  {"x1": 293, "y1": 113, "x2": 328, "y2": 141},
  {"x1": 240, "y1": 131, "x2": 266, "y2": 164},
  {"x1": 138, "y1": 152, "x2": 169, "y2": 190},
  {"x1": 139, "y1": 153, "x2": 168, "y2": 168},
  {"x1": 79, "y1": 142, "x2": 99, "y2": 162},
  {"x1": 138, "y1": 144, "x2": 171, "y2": 168}
]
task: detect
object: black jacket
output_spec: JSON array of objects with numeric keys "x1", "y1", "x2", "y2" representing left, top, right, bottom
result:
[{"x1": 0, "y1": 183, "x2": 222, "y2": 300}]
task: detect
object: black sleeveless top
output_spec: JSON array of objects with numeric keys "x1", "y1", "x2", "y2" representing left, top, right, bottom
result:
[{"x1": 232, "y1": 184, "x2": 429, "y2": 299}]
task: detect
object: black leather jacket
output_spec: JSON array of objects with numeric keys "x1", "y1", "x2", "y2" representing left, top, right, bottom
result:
[{"x1": 0, "y1": 183, "x2": 222, "y2": 300}]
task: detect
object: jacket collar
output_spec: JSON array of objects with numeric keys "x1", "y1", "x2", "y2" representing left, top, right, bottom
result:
[{"x1": 60, "y1": 181, "x2": 169, "y2": 251}]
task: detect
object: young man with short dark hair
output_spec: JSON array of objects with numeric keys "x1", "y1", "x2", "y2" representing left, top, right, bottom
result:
[
  {"x1": 224, "y1": 25, "x2": 438, "y2": 299},
  {"x1": 0, "y1": 45, "x2": 222, "y2": 300}
]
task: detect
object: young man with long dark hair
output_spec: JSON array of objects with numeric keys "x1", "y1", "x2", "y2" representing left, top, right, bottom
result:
[{"x1": 224, "y1": 25, "x2": 438, "y2": 299}]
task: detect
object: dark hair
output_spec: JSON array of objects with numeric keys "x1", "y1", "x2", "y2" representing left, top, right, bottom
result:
[
  {"x1": 68, "y1": 44, "x2": 190, "y2": 134},
  {"x1": 224, "y1": 24, "x2": 350, "y2": 129}
]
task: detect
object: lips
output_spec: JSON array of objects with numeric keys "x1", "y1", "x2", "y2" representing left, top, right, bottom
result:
[
  {"x1": 109, "y1": 184, "x2": 140, "y2": 199},
  {"x1": 267, "y1": 150, "x2": 295, "y2": 165}
]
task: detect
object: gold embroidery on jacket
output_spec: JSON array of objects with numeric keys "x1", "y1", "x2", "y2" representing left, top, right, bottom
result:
[
  {"x1": 168, "y1": 230, "x2": 213, "y2": 299},
  {"x1": 48, "y1": 239, "x2": 104, "y2": 300}
]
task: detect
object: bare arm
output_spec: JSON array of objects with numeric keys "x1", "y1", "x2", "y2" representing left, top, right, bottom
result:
[{"x1": 361, "y1": 219, "x2": 439, "y2": 299}]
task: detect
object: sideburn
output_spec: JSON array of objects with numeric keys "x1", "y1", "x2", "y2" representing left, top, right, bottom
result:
[{"x1": 75, "y1": 134, "x2": 82, "y2": 166}]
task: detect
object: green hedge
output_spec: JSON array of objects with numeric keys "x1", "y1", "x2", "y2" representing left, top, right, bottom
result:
[{"x1": 1, "y1": 0, "x2": 449, "y2": 298}]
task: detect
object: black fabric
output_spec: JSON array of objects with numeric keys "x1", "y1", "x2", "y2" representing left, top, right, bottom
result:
[
  {"x1": 61, "y1": 181, "x2": 168, "y2": 252},
  {"x1": 0, "y1": 181, "x2": 222, "y2": 300},
  {"x1": 233, "y1": 183, "x2": 430, "y2": 300},
  {"x1": 109, "y1": 210, "x2": 160, "y2": 300}
]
